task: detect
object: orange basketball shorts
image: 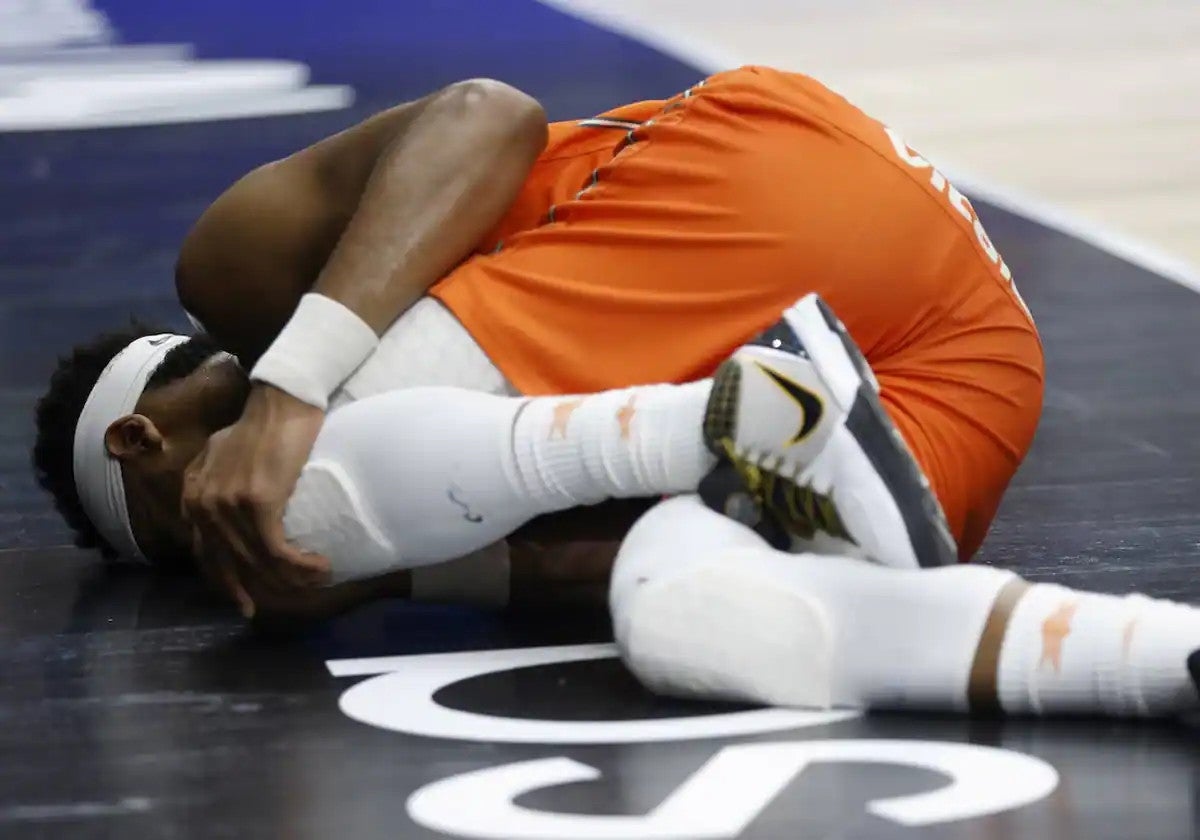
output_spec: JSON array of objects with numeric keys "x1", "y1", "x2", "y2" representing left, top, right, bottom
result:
[{"x1": 432, "y1": 66, "x2": 1045, "y2": 560}]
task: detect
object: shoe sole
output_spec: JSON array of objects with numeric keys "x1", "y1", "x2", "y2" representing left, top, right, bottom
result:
[{"x1": 704, "y1": 295, "x2": 958, "y2": 568}]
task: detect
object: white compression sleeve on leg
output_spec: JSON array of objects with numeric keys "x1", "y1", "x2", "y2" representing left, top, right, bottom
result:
[
  {"x1": 610, "y1": 496, "x2": 1015, "y2": 710},
  {"x1": 285, "y1": 383, "x2": 718, "y2": 583},
  {"x1": 284, "y1": 387, "x2": 534, "y2": 582}
]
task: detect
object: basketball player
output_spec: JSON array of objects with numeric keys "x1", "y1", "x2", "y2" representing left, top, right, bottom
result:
[
  {"x1": 32, "y1": 293, "x2": 1200, "y2": 719},
  {"x1": 151, "y1": 66, "x2": 1043, "y2": 609},
  {"x1": 39, "y1": 68, "x2": 1045, "y2": 619}
]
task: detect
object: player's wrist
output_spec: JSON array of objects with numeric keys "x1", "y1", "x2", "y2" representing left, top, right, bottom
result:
[{"x1": 249, "y1": 293, "x2": 379, "y2": 410}]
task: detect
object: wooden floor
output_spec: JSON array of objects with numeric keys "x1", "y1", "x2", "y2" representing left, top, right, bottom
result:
[{"x1": 2, "y1": 2, "x2": 1199, "y2": 839}]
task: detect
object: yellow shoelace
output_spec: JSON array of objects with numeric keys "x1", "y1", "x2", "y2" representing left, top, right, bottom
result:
[{"x1": 718, "y1": 438, "x2": 856, "y2": 545}]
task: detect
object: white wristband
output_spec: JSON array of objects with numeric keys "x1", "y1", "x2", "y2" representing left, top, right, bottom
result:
[{"x1": 250, "y1": 293, "x2": 379, "y2": 410}]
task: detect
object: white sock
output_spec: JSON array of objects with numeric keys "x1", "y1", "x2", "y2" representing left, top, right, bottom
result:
[
  {"x1": 609, "y1": 496, "x2": 1014, "y2": 711},
  {"x1": 511, "y1": 381, "x2": 716, "y2": 508},
  {"x1": 996, "y1": 585, "x2": 1200, "y2": 717}
]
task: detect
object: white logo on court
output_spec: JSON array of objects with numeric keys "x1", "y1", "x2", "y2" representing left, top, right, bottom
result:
[
  {"x1": 329, "y1": 644, "x2": 857, "y2": 743},
  {"x1": 408, "y1": 741, "x2": 1059, "y2": 839},
  {"x1": 327, "y1": 645, "x2": 1059, "y2": 837}
]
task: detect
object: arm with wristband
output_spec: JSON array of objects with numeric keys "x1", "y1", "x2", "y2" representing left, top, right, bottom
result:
[{"x1": 179, "y1": 80, "x2": 548, "y2": 616}]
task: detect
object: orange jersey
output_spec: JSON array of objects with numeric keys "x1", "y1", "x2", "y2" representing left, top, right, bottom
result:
[{"x1": 430, "y1": 67, "x2": 1044, "y2": 559}]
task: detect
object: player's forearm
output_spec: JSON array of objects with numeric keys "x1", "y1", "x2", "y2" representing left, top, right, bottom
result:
[
  {"x1": 314, "y1": 80, "x2": 547, "y2": 334},
  {"x1": 249, "y1": 541, "x2": 614, "y2": 631}
]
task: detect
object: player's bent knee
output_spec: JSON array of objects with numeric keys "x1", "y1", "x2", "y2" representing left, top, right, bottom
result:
[
  {"x1": 614, "y1": 551, "x2": 836, "y2": 707},
  {"x1": 608, "y1": 495, "x2": 769, "y2": 627},
  {"x1": 608, "y1": 496, "x2": 837, "y2": 708}
]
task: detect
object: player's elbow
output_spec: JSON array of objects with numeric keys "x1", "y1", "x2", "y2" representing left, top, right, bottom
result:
[{"x1": 444, "y1": 78, "x2": 548, "y2": 155}]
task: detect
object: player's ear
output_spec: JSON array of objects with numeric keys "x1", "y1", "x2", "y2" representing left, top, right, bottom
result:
[{"x1": 104, "y1": 414, "x2": 165, "y2": 460}]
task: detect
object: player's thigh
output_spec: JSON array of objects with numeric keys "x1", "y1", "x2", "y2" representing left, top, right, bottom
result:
[
  {"x1": 437, "y1": 67, "x2": 973, "y2": 390},
  {"x1": 579, "y1": 67, "x2": 967, "y2": 322},
  {"x1": 877, "y1": 285, "x2": 1045, "y2": 561}
]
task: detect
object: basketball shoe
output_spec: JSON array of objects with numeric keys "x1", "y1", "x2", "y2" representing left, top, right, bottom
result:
[{"x1": 699, "y1": 293, "x2": 958, "y2": 569}]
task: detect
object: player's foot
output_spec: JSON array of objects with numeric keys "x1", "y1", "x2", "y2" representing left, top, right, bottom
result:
[{"x1": 700, "y1": 293, "x2": 957, "y2": 568}]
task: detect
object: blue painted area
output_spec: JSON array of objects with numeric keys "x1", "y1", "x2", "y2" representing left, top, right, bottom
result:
[
  {"x1": 1, "y1": 0, "x2": 703, "y2": 371},
  {"x1": 93, "y1": 0, "x2": 699, "y2": 103},
  {"x1": 0, "y1": 0, "x2": 703, "y2": 549}
]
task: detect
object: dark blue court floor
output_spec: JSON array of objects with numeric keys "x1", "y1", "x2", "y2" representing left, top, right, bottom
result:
[{"x1": 1, "y1": 3, "x2": 1198, "y2": 839}]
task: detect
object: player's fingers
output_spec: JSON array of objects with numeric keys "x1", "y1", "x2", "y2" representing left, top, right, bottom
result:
[
  {"x1": 179, "y1": 456, "x2": 208, "y2": 528},
  {"x1": 179, "y1": 458, "x2": 248, "y2": 567},
  {"x1": 193, "y1": 492, "x2": 265, "y2": 614},
  {"x1": 223, "y1": 510, "x2": 298, "y2": 590},
  {"x1": 187, "y1": 493, "x2": 291, "y2": 596},
  {"x1": 224, "y1": 565, "x2": 256, "y2": 620},
  {"x1": 258, "y1": 513, "x2": 331, "y2": 586},
  {"x1": 199, "y1": 495, "x2": 259, "y2": 568},
  {"x1": 232, "y1": 488, "x2": 307, "y2": 578},
  {"x1": 192, "y1": 527, "x2": 255, "y2": 618}
]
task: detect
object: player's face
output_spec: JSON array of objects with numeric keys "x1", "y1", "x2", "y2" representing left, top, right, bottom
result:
[{"x1": 124, "y1": 354, "x2": 251, "y2": 567}]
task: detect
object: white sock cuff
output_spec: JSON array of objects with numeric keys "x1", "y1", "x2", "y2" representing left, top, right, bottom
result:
[
  {"x1": 511, "y1": 383, "x2": 714, "y2": 508},
  {"x1": 994, "y1": 585, "x2": 1200, "y2": 717},
  {"x1": 1122, "y1": 594, "x2": 1200, "y2": 716},
  {"x1": 1008, "y1": 585, "x2": 1121, "y2": 715}
]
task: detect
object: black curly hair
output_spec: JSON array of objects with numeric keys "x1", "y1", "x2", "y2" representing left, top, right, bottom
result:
[{"x1": 32, "y1": 322, "x2": 223, "y2": 563}]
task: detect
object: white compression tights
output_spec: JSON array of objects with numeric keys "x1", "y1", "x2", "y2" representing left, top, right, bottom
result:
[{"x1": 282, "y1": 383, "x2": 715, "y2": 582}]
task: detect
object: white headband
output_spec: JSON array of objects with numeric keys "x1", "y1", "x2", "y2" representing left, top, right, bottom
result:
[{"x1": 72, "y1": 333, "x2": 190, "y2": 564}]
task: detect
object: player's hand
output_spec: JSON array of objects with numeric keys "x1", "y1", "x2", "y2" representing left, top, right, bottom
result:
[
  {"x1": 242, "y1": 570, "x2": 412, "y2": 634},
  {"x1": 182, "y1": 383, "x2": 331, "y2": 617}
]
